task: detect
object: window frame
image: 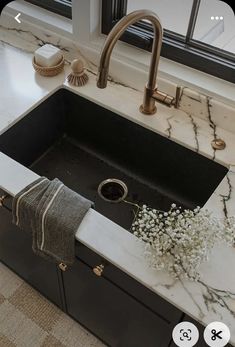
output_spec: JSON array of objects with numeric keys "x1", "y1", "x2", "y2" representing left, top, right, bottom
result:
[
  {"x1": 102, "y1": 0, "x2": 235, "y2": 83},
  {"x1": 25, "y1": 0, "x2": 72, "y2": 19}
]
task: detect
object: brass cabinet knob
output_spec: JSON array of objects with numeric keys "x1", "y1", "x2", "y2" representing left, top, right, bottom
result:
[
  {"x1": 93, "y1": 264, "x2": 104, "y2": 277},
  {"x1": 59, "y1": 262, "x2": 67, "y2": 272}
]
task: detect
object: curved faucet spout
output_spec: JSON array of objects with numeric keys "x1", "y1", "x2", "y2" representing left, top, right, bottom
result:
[{"x1": 97, "y1": 10, "x2": 163, "y2": 115}]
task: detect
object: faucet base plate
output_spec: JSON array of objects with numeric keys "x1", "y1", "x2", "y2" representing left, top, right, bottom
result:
[{"x1": 139, "y1": 104, "x2": 157, "y2": 115}]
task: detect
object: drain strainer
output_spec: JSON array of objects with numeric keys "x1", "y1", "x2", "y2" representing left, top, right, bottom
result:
[{"x1": 98, "y1": 178, "x2": 128, "y2": 203}]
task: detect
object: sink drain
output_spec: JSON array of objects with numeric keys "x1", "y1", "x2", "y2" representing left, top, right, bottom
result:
[{"x1": 98, "y1": 178, "x2": 128, "y2": 203}]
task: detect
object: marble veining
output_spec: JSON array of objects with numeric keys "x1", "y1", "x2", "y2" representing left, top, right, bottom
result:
[
  {"x1": 220, "y1": 174, "x2": 232, "y2": 219},
  {"x1": 180, "y1": 88, "x2": 235, "y2": 135},
  {"x1": 1, "y1": 15, "x2": 235, "y2": 346}
]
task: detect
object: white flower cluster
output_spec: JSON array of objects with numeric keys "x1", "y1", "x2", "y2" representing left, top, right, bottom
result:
[{"x1": 131, "y1": 204, "x2": 235, "y2": 281}]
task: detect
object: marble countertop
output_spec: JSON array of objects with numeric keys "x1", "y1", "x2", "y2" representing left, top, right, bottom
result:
[{"x1": 1, "y1": 32, "x2": 235, "y2": 345}]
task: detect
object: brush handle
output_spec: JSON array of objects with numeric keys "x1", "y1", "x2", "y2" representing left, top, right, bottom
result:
[{"x1": 71, "y1": 59, "x2": 84, "y2": 74}]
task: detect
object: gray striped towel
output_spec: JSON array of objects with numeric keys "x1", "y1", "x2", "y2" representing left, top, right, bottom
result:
[{"x1": 12, "y1": 177, "x2": 93, "y2": 265}]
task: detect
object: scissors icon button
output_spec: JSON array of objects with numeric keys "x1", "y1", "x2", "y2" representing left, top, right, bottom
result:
[{"x1": 204, "y1": 322, "x2": 230, "y2": 346}]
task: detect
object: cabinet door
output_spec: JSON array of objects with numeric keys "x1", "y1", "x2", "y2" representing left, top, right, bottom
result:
[
  {"x1": 0, "y1": 197, "x2": 63, "y2": 309},
  {"x1": 63, "y1": 259, "x2": 176, "y2": 347},
  {"x1": 76, "y1": 243, "x2": 183, "y2": 324}
]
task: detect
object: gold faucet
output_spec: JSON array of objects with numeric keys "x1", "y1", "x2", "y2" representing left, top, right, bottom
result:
[{"x1": 97, "y1": 10, "x2": 180, "y2": 115}]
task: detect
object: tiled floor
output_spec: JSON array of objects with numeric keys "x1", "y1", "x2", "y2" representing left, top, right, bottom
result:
[{"x1": 0, "y1": 262, "x2": 106, "y2": 347}]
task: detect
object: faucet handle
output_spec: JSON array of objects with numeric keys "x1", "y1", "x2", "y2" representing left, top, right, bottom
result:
[
  {"x1": 152, "y1": 89, "x2": 175, "y2": 107},
  {"x1": 152, "y1": 86, "x2": 181, "y2": 108}
]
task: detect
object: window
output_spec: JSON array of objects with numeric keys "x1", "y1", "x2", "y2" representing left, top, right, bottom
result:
[
  {"x1": 25, "y1": 0, "x2": 72, "y2": 19},
  {"x1": 102, "y1": 0, "x2": 235, "y2": 83}
]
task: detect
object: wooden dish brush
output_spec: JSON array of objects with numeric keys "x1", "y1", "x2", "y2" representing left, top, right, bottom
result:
[{"x1": 67, "y1": 59, "x2": 89, "y2": 86}]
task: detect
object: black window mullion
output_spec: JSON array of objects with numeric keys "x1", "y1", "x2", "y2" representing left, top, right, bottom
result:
[
  {"x1": 118, "y1": 0, "x2": 127, "y2": 18},
  {"x1": 187, "y1": 39, "x2": 235, "y2": 61},
  {"x1": 102, "y1": 0, "x2": 127, "y2": 33},
  {"x1": 185, "y1": 0, "x2": 201, "y2": 43},
  {"x1": 161, "y1": 36, "x2": 235, "y2": 74}
]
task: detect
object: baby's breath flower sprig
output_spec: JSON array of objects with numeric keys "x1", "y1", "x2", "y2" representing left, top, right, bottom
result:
[{"x1": 131, "y1": 204, "x2": 235, "y2": 281}]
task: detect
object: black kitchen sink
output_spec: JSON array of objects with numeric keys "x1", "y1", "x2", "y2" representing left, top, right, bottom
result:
[{"x1": 0, "y1": 88, "x2": 227, "y2": 230}]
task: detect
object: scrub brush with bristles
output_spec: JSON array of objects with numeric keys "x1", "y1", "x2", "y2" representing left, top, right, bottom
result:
[{"x1": 67, "y1": 59, "x2": 89, "y2": 86}]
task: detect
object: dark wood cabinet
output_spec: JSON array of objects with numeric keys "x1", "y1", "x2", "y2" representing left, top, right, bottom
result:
[
  {"x1": 75, "y1": 243, "x2": 183, "y2": 324},
  {"x1": 62, "y1": 244, "x2": 183, "y2": 347},
  {"x1": 63, "y1": 259, "x2": 175, "y2": 347}
]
